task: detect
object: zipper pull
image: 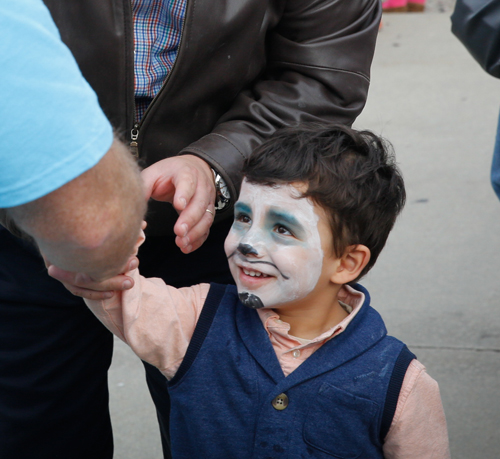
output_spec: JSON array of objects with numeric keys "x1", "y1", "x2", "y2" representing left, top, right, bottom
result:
[{"x1": 130, "y1": 124, "x2": 139, "y2": 157}]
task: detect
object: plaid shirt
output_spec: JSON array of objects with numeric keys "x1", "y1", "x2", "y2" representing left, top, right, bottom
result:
[{"x1": 133, "y1": 0, "x2": 186, "y2": 122}]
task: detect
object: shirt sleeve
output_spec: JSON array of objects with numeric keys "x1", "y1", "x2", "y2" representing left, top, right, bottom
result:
[
  {"x1": 0, "y1": 0, "x2": 113, "y2": 208},
  {"x1": 85, "y1": 269, "x2": 210, "y2": 380},
  {"x1": 383, "y1": 360, "x2": 451, "y2": 459}
]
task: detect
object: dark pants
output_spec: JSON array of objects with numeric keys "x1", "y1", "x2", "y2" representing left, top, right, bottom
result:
[
  {"x1": 0, "y1": 218, "x2": 232, "y2": 459},
  {"x1": 0, "y1": 227, "x2": 114, "y2": 459}
]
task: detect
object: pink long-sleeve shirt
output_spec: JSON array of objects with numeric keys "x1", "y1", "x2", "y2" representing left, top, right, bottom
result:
[{"x1": 86, "y1": 269, "x2": 450, "y2": 458}]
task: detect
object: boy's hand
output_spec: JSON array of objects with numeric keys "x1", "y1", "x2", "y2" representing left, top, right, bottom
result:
[
  {"x1": 45, "y1": 223, "x2": 146, "y2": 300},
  {"x1": 46, "y1": 256, "x2": 139, "y2": 301}
]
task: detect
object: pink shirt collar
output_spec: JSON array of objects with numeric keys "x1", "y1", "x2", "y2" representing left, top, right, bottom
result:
[{"x1": 257, "y1": 284, "x2": 365, "y2": 349}]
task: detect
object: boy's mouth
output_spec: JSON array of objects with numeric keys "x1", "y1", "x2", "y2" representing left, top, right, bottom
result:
[
  {"x1": 230, "y1": 251, "x2": 289, "y2": 280},
  {"x1": 237, "y1": 265, "x2": 275, "y2": 289},
  {"x1": 242, "y1": 268, "x2": 270, "y2": 278}
]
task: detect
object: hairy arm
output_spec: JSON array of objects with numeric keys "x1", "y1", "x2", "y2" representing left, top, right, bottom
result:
[{"x1": 5, "y1": 138, "x2": 147, "y2": 281}]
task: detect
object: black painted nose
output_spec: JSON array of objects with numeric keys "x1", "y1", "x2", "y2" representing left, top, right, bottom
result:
[{"x1": 238, "y1": 243, "x2": 257, "y2": 256}]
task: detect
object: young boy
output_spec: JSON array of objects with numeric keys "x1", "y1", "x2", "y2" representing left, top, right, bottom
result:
[{"x1": 81, "y1": 124, "x2": 450, "y2": 458}]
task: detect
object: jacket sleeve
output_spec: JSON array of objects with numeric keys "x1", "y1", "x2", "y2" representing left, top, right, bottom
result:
[
  {"x1": 451, "y1": 0, "x2": 500, "y2": 78},
  {"x1": 181, "y1": 0, "x2": 381, "y2": 202}
]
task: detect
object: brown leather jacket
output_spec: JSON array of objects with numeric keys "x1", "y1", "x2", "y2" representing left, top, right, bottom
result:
[{"x1": 39, "y1": 0, "x2": 381, "y2": 235}]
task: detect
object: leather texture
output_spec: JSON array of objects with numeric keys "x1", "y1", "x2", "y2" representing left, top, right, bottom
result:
[
  {"x1": 451, "y1": 0, "x2": 500, "y2": 78},
  {"x1": 37, "y1": 0, "x2": 381, "y2": 236}
]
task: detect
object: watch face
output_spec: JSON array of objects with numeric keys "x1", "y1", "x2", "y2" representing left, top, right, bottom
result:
[
  {"x1": 215, "y1": 173, "x2": 230, "y2": 210},
  {"x1": 220, "y1": 183, "x2": 230, "y2": 200}
]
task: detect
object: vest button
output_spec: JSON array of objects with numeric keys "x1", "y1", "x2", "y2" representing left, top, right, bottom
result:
[{"x1": 271, "y1": 393, "x2": 289, "y2": 411}]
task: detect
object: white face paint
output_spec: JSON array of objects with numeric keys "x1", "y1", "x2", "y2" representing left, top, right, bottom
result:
[{"x1": 224, "y1": 180, "x2": 325, "y2": 309}]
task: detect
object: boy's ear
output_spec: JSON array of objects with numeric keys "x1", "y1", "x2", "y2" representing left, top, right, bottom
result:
[{"x1": 331, "y1": 245, "x2": 370, "y2": 284}]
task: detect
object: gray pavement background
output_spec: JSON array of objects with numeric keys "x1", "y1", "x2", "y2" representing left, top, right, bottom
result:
[{"x1": 108, "y1": 6, "x2": 500, "y2": 459}]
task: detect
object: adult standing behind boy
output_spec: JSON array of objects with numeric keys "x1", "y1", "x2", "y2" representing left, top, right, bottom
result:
[{"x1": 0, "y1": 0, "x2": 382, "y2": 458}]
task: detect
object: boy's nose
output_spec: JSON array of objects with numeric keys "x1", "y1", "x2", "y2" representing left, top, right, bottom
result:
[
  {"x1": 239, "y1": 226, "x2": 267, "y2": 256},
  {"x1": 237, "y1": 243, "x2": 258, "y2": 257}
]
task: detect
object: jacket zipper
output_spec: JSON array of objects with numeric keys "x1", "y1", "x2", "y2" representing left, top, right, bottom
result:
[
  {"x1": 129, "y1": 0, "x2": 189, "y2": 157},
  {"x1": 130, "y1": 124, "x2": 139, "y2": 157}
]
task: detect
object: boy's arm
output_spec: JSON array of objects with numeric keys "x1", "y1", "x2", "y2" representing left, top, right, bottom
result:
[
  {"x1": 383, "y1": 360, "x2": 451, "y2": 459},
  {"x1": 85, "y1": 269, "x2": 210, "y2": 379}
]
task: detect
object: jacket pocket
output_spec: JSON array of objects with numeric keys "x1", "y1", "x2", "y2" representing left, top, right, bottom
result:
[{"x1": 303, "y1": 382, "x2": 379, "y2": 459}]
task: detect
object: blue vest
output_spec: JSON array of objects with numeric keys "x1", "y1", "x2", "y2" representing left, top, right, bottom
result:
[{"x1": 167, "y1": 283, "x2": 412, "y2": 459}]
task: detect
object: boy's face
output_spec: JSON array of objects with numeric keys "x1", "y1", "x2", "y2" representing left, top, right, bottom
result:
[{"x1": 224, "y1": 179, "x2": 335, "y2": 310}]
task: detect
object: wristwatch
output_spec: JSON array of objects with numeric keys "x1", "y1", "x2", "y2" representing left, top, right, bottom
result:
[{"x1": 212, "y1": 169, "x2": 231, "y2": 211}]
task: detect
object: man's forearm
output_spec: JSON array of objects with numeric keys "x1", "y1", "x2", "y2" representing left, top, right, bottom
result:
[{"x1": 7, "y1": 138, "x2": 147, "y2": 280}]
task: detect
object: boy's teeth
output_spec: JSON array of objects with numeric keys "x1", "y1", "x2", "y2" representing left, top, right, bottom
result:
[{"x1": 243, "y1": 268, "x2": 268, "y2": 278}]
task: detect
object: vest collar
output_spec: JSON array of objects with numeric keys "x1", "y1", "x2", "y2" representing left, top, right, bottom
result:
[{"x1": 235, "y1": 283, "x2": 387, "y2": 390}]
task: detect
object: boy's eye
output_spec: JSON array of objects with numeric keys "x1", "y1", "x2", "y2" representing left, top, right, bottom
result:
[
  {"x1": 236, "y1": 213, "x2": 251, "y2": 224},
  {"x1": 274, "y1": 225, "x2": 293, "y2": 237}
]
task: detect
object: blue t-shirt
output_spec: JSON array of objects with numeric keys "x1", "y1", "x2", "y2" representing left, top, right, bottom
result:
[{"x1": 0, "y1": 0, "x2": 113, "y2": 208}]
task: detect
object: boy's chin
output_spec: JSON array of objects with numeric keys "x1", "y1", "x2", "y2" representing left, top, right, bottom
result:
[{"x1": 238, "y1": 292, "x2": 265, "y2": 309}]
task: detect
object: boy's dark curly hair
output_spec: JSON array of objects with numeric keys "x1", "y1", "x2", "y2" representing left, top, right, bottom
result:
[{"x1": 242, "y1": 123, "x2": 406, "y2": 280}]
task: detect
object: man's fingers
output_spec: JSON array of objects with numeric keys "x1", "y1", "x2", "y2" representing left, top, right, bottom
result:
[
  {"x1": 171, "y1": 168, "x2": 198, "y2": 212},
  {"x1": 175, "y1": 209, "x2": 214, "y2": 253},
  {"x1": 141, "y1": 155, "x2": 217, "y2": 253},
  {"x1": 174, "y1": 190, "x2": 213, "y2": 237},
  {"x1": 141, "y1": 163, "x2": 176, "y2": 202}
]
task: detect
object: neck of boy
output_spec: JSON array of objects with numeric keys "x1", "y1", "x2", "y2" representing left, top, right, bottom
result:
[{"x1": 272, "y1": 293, "x2": 349, "y2": 341}]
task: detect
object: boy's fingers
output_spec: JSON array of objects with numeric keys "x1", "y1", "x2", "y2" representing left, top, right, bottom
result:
[
  {"x1": 47, "y1": 265, "x2": 135, "y2": 292},
  {"x1": 47, "y1": 265, "x2": 84, "y2": 285},
  {"x1": 123, "y1": 256, "x2": 140, "y2": 273},
  {"x1": 65, "y1": 284, "x2": 115, "y2": 301}
]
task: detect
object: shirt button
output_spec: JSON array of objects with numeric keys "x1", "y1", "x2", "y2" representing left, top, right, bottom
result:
[
  {"x1": 271, "y1": 393, "x2": 289, "y2": 411},
  {"x1": 292, "y1": 349, "x2": 300, "y2": 359}
]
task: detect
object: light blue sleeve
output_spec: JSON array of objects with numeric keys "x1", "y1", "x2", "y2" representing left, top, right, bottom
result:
[{"x1": 0, "y1": 0, "x2": 114, "y2": 208}]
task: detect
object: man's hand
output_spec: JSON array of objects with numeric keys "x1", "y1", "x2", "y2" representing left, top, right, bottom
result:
[{"x1": 142, "y1": 155, "x2": 216, "y2": 253}]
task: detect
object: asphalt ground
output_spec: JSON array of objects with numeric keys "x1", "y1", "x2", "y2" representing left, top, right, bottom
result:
[{"x1": 109, "y1": 5, "x2": 500, "y2": 458}]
